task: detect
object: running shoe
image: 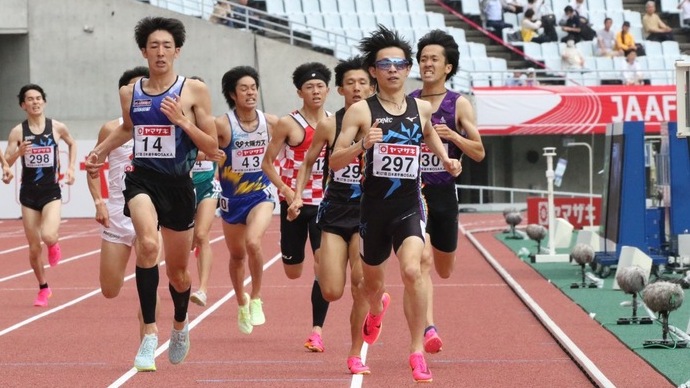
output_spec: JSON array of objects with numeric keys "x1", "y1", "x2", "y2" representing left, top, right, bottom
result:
[
  {"x1": 423, "y1": 326, "x2": 443, "y2": 354},
  {"x1": 168, "y1": 319, "x2": 190, "y2": 365},
  {"x1": 249, "y1": 298, "x2": 265, "y2": 326},
  {"x1": 347, "y1": 356, "x2": 371, "y2": 375},
  {"x1": 362, "y1": 292, "x2": 391, "y2": 345},
  {"x1": 47, "y1": 243, "x2": 61, "y2": 267},
  {"x1": 409, "y1": 351, "x2": 433, "y2": 383},
  {"x1": 190, "y1": 290, "x2": 207, "y2": 307},
  {"x1": 33, "y1": 287, "x2": 52, "y2": 307},
  {"x1": 134, "y1": 333, "x2": 158, "y2": 372},
  {"x1": 304, "y1": 332, "x2": 325, "y2": 352},
  {"x1": 238, "y1": 293, "x2": 253, "y2": 334}
]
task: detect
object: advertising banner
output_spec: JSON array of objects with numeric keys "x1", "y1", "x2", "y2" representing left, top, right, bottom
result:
[
  {"x1": 527, "y1": 196, "x2": 602, "y2": 229},
  {"x1": 474, "y1": 85, "x2": 676, "y2": 135}
]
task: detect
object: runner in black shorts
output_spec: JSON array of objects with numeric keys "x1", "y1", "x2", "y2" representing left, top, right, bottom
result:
[
  {"x1": 5, "y1": 83, "x2": 77, "y2": 308},
  {"x1": 330, "y1": 26, "x2": 461, "y2": 383},
  {"x1": 261, "y1": 62, "x2": 332, "y2": 352},
  {"x1": 411, "y1": 29, "x2": 485, "y2": 354},
  {"x1": 288, "y1": 56, "x2": 375, "y2": 374},
  {"x1": 85, "y1": 17, "x2": 221, "y2": 372}
]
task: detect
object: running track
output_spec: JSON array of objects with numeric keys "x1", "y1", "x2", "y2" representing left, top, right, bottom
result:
[{"x1": 0, "y1": 213, "x2": 673, "y2": 387}]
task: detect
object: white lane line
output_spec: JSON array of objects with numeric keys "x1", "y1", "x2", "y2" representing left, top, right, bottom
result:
[
  {"x1": 350, "y1": 342, "x2": 368, "y2": 388},
  {"x1": 0, "y1": 249, "x2": 100, "y2": 283},
  {"x1": 460, "y1": 223, "x2": 615, "y2": 388},
  {"x1": 108, "y1": 252, "x2": 283, "y2": 388},
  {"x1": 0, "y1": 228, "x2": 101, "y2": 255}
]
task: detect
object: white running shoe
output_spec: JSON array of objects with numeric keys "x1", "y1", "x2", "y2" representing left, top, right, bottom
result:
[
  {"x1": 238, "y1": 293, "x2": 253, "y2": 334},
  {"x1": 134, "y1": 333, "x2": 158, "y2": 371},
  {"x1": 190, "y1": 290, "x2": 207, "y2": 307},
  {"x1": 168, "y1": 319, "x2": 190, "y2": 365},
  {"x1": 249, "y1": 298, "x2": 265, "y2": 326}
]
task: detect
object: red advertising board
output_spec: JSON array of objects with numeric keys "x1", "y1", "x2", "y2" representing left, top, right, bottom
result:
[
  {"x1": 527, "y1": 197, "x2": 602, "y2": 229},
  {"x1": 474, "y1": 85, "x2": 675, "y2": 135}
]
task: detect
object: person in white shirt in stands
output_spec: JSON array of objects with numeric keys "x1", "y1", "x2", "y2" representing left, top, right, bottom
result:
[
  {"x1": 621, "y1": 50, "x2": 644, "y2": 85},
  {"x1": 678, "y1": 0, "x2": 690, "y2": 27},
  {"x1": 596, "y1": 17, "x2": 623, "y2": 57},
  {"x1": 482, "y1": 0, "x2": 515, "y2": 38},
  {"x1": 521, "y1": 9, "x2": 548, "y2": 43},
  {"x1": 561, "y1": 39, "x2": 585, "y2": 70}
]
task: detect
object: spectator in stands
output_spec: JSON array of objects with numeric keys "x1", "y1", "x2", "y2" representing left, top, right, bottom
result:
[
  {"x1": 521, "y1": 9, "x2": 548, "y2": 43},
  {"x1": 596, "y1": 17, "x2": 623, "y2": 57},
  {"x1": 482, "y1": 0, "x2": 515, "y2": 39},
  {"x1": 569, "y1": 0, "x2": 588, "y2": 24},
  {"x1": 621, "y1": 50, "x2": 645, "y2": 85},
  {"x1": 525, "y1": 67, "x2": 540, "y2": 86},
  {"x1": 561, "y1": 39, "x2": 585, "y2": 70},
  {"x1": 615, "y1": 21, "x2": 637, "y2": 56},
  {"x1": 505, "y1": 0, "x2": 525, "y2": 14},
  {"x1": 560, "y1": 6, "x2": 583, "y2": 43},
  {"x1": 642, "y1": 1, "x2": 674, "y2": 42},
  {"x1": 505, "y1": 70, "x2": 525, "y2": 86},
  {"x1": 679, "y1": 0, "x2": 690, "y2": 28},
  {"x1": 209, "y1": 1, "x2": 232, "y2": 27},
  {"x1": 526, "y1": 0, "x2": 551, "y2": 18}
]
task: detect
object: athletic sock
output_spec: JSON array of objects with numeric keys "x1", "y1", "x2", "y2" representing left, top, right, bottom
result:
[
  {"x1": 169, "y1": 283, "x2": 191, "y2": 323},
  {"x1": 136, "y1": 265, "x2": 159, "y2": 324},
  {"x1": 39, "y1": 283, "x2": 49, "y2": 289},
  {"x1": 311, "y1": 279, "x2": 330, "y2": 328}
]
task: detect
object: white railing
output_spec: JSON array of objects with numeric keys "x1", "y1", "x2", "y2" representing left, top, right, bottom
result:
[{"x1": 456, "y1": 184, "x2": 600, "y2": 206}]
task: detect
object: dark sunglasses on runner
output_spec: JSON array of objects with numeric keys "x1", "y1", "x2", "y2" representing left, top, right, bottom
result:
[{"x1": 374, "y1": 58, "x2": 411, "y2": 70}]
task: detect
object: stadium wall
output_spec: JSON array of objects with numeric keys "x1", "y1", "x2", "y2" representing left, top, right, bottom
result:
[{"x1": 0, "y1": 0, "x2": 422, "y2": 140}]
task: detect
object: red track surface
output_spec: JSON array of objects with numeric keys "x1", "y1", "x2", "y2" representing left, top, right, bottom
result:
[{"x1": 0, "y1": 213, "x2": 673, "y2": 387}]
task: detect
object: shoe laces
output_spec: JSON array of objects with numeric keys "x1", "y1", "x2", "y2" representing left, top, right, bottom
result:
[
  {"x1": 239, "y1": 306, "x2": 251, "y2": 321},
  {"x1": 141, "y1": 336, "x2": 157, "y2": 356}
]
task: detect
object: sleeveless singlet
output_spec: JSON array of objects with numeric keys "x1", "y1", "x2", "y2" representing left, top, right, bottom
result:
[
  {"x1": 362, "y1": 95, "x2": 424, "y2": 199},
  {"x1": 129, "y1": 76, "x2": 198, "y2": 177},
  {"x1": 408, "y1": 89, "x2": 464, "y2": 186},
  {"x1": 21, "y1": 118, "x2": 59, "y2": 186},
  {"x1": 323, "y1": 108, "x2": 362, "y2": 203},
  {"x1": 219, "y1": 109, "x2": 271, "y2": 197}
]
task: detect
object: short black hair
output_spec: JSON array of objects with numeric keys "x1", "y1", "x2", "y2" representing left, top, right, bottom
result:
[
  {"x1": 189, "y1": 75, "x2": 205, "y2": 83},
  {"x1": 524, "y1": 9, "x2": 535, "y2": 19},
  {"x1": 118, "y1": 66, "x2": 149, "y2": 89},
  {"x1": 134, "y1": 17, "x2": 186, "y2": 49},
  {"x1": 291, "y1": 62, "x2": 331, "y2": 89},
  {"x1": 334, "y1": 56, "x2": 373, "y2": 87},
  {"x1": 416, "y1": 29, "x2": 460, "y2": 80},
  {"x1": 564, "y1": 5, "x2": 574, "y2": 13},
  {"x1": 359, "y1": 24, "x2": 413, "y2": 69},
  {"x1": 17, "y1": 84, "x2": 46, "y2": 105},
  {"x1": 221, "y1": 66, "x2": 260, "y2": 108}
]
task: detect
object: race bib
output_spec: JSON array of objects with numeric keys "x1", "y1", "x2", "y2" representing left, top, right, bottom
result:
[
  {"x1": 219, "y1": 194, "x2": 229, "y2": 212},
  {"x1": 192, "y1": 160, "x2": 215, "y2": 173},
  {"x1": 420, "y1": 143, "x2": 448, "y2": 173},
  {"x1": 333, "y1": 160, "x2": 361, "y2": 184},
  {"x1": 133, "y1": 125, "x2": 175, "y2": 158},
  {"x1": 312, "y1": 147, "x2": 326, "y2": 176},
  {"x1": 372, "y1": 143, "x2": 419, "y2": 180},
  {"x1": 231, "y1": 146, "x2": 264, "y2": 173},
  {"x1": 25, "y1": 146, "x2": 54, "y2": 168}
]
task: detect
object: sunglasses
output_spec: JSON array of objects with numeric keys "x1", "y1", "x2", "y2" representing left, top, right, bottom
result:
[{"x1": 374, "y1": 58, "x2": 411, "y2": 70}]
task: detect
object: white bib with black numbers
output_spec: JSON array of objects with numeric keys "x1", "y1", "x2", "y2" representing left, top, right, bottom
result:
[{"x1": 372, "y1": 143, "x2": 419, "y2": 180}]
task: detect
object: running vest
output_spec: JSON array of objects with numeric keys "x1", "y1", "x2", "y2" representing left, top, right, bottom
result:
[
  {"x1": 276, "y1": 110, "x2": 328, "y2": 206},
  {"x1": 191, "y1": 160, "x2": 216, "y2": 185},
  {"x1": 219, "y1": 109, "x2": 271, "y2": 197},
  {"x1": 409, "y1": 89, "x2": 464, "y2": 185},
  {"x1": 323, "y1": 108, "x2": 362, "y2": 203},
  {"x1": 363, "y1": 95, "x2": 423, "y2": 199},
  {"x1": 107, "y1": 118, "x2": 134, "y2": 201},
  {"x1": 21, "y1": 118, "x2": 59, "y2": 185},
  {"x1": 129, "y1": 76, "x2": 198, "y2": 177}
]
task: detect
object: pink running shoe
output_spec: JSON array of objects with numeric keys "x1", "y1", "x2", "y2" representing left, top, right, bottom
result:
[
  {"x1": 347, "y1": 356, "x2": 371, "y2": 375},
  {"x1": 47, "y1": 243, "x2": 61, "y2": 267},
  {"x1": 34, "y1": 288, "x2": 52, "y2": 307},
  {"x1": 362, "y1": 292, "x2": 391, "y2": 345},
  {"x1": 423, "y1": 327, "x2": 443, "y2": 354},
  {"x1": 409, "y1": 352, "x2": 433, "y2": 383},
  {"x1": 304, "y1": 332, "x2": 324, "y2": 352}
]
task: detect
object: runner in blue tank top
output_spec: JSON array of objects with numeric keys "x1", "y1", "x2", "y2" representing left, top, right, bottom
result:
[
  {"x1": 215, "y1": 66, "x2": 279, "y2": 335},
  {"x1": 330, "y1": 26, "x2": 461, "y2": 383},
  {"x1": 5, "y1": 83, "x2": 77, "y2": 308},
  {"x1": 409, "y1": 29, "x2": 485, "y2": 355},
  {"x1": 85, "y1": 17, "x2": 221, "y2": 372}
]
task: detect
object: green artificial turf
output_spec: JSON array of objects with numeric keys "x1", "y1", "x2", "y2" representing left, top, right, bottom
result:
[{"x1": 496, "y1": 232, "x2": 690, "y2": 386}]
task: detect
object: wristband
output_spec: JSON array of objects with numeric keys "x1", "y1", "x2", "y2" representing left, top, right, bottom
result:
[{"x1": 360, "y1": 138, "x2": 368, "y2": 151}]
